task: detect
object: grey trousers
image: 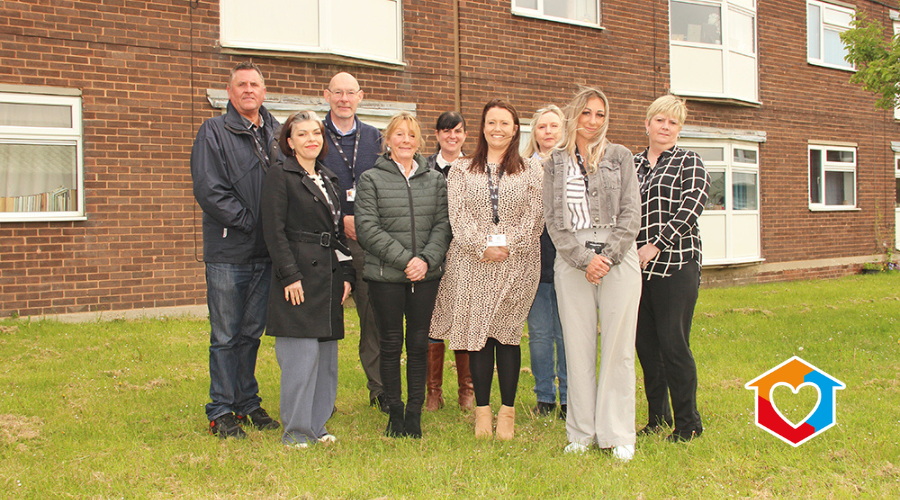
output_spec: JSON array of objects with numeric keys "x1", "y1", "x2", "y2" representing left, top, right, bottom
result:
[
  {"x1": 275, "y1": 337, "x2": 338, "y2": 446},
  {"x1": 554, "y1": 229, "x2": 641, "y2": 448},
  {"x1": 349, "y1": 239, "x2": 383, "y2": 400}
]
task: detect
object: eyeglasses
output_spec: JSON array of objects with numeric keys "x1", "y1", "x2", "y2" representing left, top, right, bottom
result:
[{"x1": 327, "y1": 89, "x2": 359, "y2": 98}]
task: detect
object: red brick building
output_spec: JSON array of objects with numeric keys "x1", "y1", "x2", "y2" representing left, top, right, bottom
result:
[{"x1": 1, "y1": 0, "x2": 898, "y2": 318}]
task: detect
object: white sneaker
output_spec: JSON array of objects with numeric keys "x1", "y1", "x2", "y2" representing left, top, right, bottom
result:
[
  {"x1": 564, "y1": 442, "x2": 589, "y2": 454},
  {"x1": 318, "y1": 434, "x2": 337, "y2": 444},
  {"x1": 612, "y1": 444, "x2": 635, "y2": 462}
]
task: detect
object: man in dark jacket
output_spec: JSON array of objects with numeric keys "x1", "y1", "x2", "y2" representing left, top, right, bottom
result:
[
  {"x1": 191, "y1": 62, "x2": 281, "y2": 438},
  {"x1": 321, "y1": 72, "x2": 387, "y2": 411}
]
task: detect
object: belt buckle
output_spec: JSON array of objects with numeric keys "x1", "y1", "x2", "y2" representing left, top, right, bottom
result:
[{"x1": 319, "y1": 232, "x2": 332, "y2": 247}]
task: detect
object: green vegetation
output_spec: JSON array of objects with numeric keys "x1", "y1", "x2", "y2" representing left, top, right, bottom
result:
[
  {"x1": 842, "y1": 11, "x2": 900, "y2": 111},
  {"x1": 1, "y1": 274, "x2": 899, "y2": 498}
]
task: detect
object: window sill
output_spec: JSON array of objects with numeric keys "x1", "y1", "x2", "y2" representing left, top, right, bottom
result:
[
  {"x1": 511, "y1": 10, "x2": 604, "y2": 31},
  {"x1": 808, "y1": 206, "x2": 860, "y2": 212},
  {"x1": 677, "y1": 94, "x2": 762, "y2": 108},
  {"x1": 807, "y1": 60, "x2": 855, "y2": 72},
  {"x1": 219, "y1": 47, "x2": 406, "y2": 71},
  {"x1": 0, "y1": 214, "x2": 87, "y2": 223}
]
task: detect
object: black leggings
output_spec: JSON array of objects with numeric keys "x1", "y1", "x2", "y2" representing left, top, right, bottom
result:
[
  {"x1": 368, "y1": 279, "x2": 440, "y2": 413},
  {"x1": 469, "y1": 338, "x2": 520, "y2": 407}
]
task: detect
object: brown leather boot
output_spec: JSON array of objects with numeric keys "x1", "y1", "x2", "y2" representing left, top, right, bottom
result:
[
  {"x1": 496, "y1": 405, "x2": 515, "y2": 440},
  {"x1": 454, "y1": 350, "x2": 475, "y2": 410},
  {"x1": 474, "y1": 405, "x2": 493, "y2": 439},
  {"x1": 425, "y1": 342, "x2": 445, "y2": 411}
]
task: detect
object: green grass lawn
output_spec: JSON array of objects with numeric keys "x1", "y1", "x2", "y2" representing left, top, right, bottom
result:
[{"x1": 1, "y1": 273, "x2": 899, "y2": 499}]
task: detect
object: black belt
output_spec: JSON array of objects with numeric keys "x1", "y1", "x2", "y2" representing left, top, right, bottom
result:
[{"x1": 287, "y1": 230, "x2": 350, "y2": 256}]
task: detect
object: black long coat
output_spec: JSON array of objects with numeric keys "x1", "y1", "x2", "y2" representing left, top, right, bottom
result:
[{"x1": 261, "y1": 156, "x2": 355, "y2": 341}]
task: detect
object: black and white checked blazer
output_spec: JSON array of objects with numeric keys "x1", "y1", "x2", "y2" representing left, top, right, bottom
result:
[{"x1": 634, "y1": 146, "x2": 710, "y2": 279}]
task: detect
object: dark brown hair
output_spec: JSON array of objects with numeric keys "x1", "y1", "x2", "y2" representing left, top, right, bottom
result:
[
  {"x1": 278, "y1": 110, "x2": 329, "y2": 160},
  {"x1": 469, "y1": 99, "x2": 524, "y2": 176}
]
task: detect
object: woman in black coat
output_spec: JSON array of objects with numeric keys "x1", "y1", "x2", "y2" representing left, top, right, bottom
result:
[{"x1": 261, "y1": 110, "x2": 355, "y2": 448}]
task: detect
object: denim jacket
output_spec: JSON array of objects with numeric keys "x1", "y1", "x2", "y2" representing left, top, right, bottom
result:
[{"x1": 542, "y1": 143, "x2": 640, "y2": 270}]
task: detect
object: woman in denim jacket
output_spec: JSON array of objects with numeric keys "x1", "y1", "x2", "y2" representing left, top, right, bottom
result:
[{"x1": 542, "y1": 87, "x2": 642, "y2": 461}]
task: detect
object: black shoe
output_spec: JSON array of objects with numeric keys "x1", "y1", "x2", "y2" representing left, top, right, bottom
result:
[
  {"x1": 210, "y1": 413, "x2": 246, "y2": 439},
  {"x1": 370, "y1": 393, "x2": 389, "y2": 414},
  {"x1": 385, "y1": 404, "x2": 406, "y2": 438},
  {"x1": 667, "y1": 427, "x2": 702, "y2": 443},
  {"x1": 532, "y1": 401, "x2": 556, "y2": 416},
  {"x1": 638, "y1": 424, "x2": 663, "y2": 436},
  {"x1": 237, "y1": 407, "x2": 281, "y2": 431},
  {"x1": 404, "y1": 407, "x2": 422, "y2": 439},
  {"x1": 558, "y1": 404, "x2": 567, "y2": 420}
]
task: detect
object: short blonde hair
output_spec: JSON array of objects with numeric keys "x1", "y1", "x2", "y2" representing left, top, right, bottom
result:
[
  {"x1": 645, "y1": 95, "x2": 687, "y2": 125},
  {"x1": 522, "y1": 105, "x2": 564, "y2": 158},
  {"x1": 382, "y1": 111, "x2": 426, "y2": 154}
]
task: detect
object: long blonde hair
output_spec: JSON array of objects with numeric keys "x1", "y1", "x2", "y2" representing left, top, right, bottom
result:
[
  {"x1": 522, "y1": 105, "x2": 564, "y2": 159},
  {"x1": 561, "y1": 87, "x2": 610, "y2": 173}
]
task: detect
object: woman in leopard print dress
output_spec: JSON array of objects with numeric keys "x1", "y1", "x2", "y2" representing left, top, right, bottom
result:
[{"x1": 430, "y1": 99, "x2": 543, "y2": 440}]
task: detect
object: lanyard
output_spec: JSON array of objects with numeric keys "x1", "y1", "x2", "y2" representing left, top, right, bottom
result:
[
  {"x1": 314, "y1": 170, "x2": 341, "y2": 229},
  {"x1": 326, "y1": 126, "x2": 360, "y2": 187},
  {"x1": 485, "y1": 164, "x2": 503, "y2": 225},
  {"x1": 575, "y1": 150, "x2": 589, "y2": 192},
  {"x1": 250, "y1": 124, "x2": 270, "y2": 169}
]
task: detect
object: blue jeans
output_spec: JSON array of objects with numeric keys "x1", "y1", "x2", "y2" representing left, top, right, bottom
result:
[
  {"x1": 205, "y1": 262, "x2": 272, "y2": 420},
  {"x1": 527, "y1": 282, "x2": 567, "y2": 404}
]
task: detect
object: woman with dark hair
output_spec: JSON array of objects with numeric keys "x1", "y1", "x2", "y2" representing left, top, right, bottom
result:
[
  {"x1": 261, "y1": 110, "x2": 355, "y2": 448},
  {"x1": 355, "y1": 111, "x2": 452, "y2": 438},
  {"x1": 430, "y1": 99, "x2": 544, "y2": 440},
  {"x1": 633, "y1": 95, "x2": 709, "y2": 443},
  {"x1": 422, "y1": 111, "x2": 475, "y2": 412},
  {"x1": 543, "y1": 87, "x2": 641, "y2": 461}
]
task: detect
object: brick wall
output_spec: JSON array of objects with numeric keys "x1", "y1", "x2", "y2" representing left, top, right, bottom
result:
[{"x1": 0, "y1": 0, "x2": 897, "y2": 317}]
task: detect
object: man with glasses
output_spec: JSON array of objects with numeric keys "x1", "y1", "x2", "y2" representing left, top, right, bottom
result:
[{"x1": 322, "y1": 72, "x2": 386, "y2": 411}]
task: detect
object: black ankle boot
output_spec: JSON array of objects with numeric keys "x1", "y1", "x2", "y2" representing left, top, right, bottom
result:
[
  {"x1": 404, "y1": 407, "x2": 422, "y2": 438},
  {"x1": 385, "y1": 404, "x2": 406, "y2": 437}
]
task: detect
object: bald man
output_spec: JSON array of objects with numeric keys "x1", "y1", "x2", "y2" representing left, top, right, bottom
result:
[{"x1": 322, "y1": 72, "x2": 386, "y2": 411}]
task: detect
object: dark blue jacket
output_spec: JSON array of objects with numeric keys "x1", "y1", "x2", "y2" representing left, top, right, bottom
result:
[
  {"x1": 190, "y1": 101, "x2": 280, "y2": 263},
  {"x1": 322, "y1": 113, "x2": 383, "y2": 216}
]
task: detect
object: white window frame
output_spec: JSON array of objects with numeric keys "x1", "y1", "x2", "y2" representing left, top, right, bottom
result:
[
  {"x1": 219, "y1": 0, "x2": 404, "y2": 67},
  {"x1": 511, "y1": 0, "x2": 603, "y2": 30},
  {"x1": 894, "y1": 152, "x2": 900, "y2": 249},
  {"x1": 669, "y1": 0, "x2": 759, "y2": 103},
  {"x1": 894, "y1": 16, "x2": 899, "y2": 120},
  {"x1": 682, "y1": 138, "x2": 762, "y2": 265},
  {"x1": 807, "y1": 0, "x2": 855, "y2": 71},
  {"x1": 0, "y1": 91, "x2": 85, "y2": 222},
  {"x1": 808, "y1": 143, "x2": 858, "y2": 211}
]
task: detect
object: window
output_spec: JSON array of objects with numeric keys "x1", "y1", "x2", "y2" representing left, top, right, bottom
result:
[
  {"x1": 894, "y1": 19, "x2": 899, "y2": 120},
  {"x1": 683, "y1": 139, "x2": 762, "y2": 264},
  {"x1": 669, "y1": 0, "x2": 758, "y2": 103},
  {"x1": 0, "y1": 90, "x2": 84, "y2": 222},
  {"x1": 807, "y1": 1, "x2": 854, "y2": 70},
  {"x1": 220, "y1": 0, "x2": 403, "y2": 66},
  {"x1": 512, "y1": 0, "x2": 601, "y2": 28},
  {"x1": 894, "y1": 154, "x2": 899, "y2": 249},
  {"x1": 809, "y1": 144, "x2": 856, "y2": 209}
]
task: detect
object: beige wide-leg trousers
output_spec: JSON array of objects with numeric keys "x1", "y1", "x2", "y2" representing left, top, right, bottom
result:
[{"x1": 554, "y1": 228, "x2": 641, "y2": 448}]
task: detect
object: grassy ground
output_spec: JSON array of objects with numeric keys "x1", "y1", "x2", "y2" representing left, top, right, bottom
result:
[{"x1": 1, "y1": 273, "x2": 898, "y2": 499}]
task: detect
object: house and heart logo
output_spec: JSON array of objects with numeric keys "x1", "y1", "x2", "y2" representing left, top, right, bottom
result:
[{"x1": 745, "y1": 356, "x2": 845, "y2": 447}]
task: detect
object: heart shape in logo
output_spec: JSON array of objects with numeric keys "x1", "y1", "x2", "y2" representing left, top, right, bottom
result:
[{"x1": 770, "y1": 382, "x2": 821, "y2": 428}]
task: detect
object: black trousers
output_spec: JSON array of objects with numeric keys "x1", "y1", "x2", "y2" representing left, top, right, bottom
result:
[
  {"x1": 469, "y1": 338, "x2": 521, "y2": 408},
  {"x1": 368, "y1": 279, "x2": 440, "y2": 413},
  {"x1": 635, "y1": 259, "x2": 703, "y2": 433}
]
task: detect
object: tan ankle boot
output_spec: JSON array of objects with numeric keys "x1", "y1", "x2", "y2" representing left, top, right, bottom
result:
[
  {"x1": 495, "y1": 405, "x2": 515, "y2": 440},
  {"x1": 454, "y1": 350, "x2": 474, "y2": 410},
  {"x1": 474, "y1": 405, "x2": 493, "y2": 439},
  {"x1": 425, "y1": 343, "x2": 445, "y2": 411}
]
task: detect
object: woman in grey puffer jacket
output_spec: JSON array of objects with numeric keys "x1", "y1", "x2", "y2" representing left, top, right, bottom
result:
[{"x1": 355, "y1": 112, "x2": 452, "y2": 438}]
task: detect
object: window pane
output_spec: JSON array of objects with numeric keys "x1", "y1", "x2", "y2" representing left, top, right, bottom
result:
[
  {"x1": 733, "y1": 171, "x2": 758, "y2": 210},
  {"x1": 671, "y1": 1, "x2": 722, "y2": 45},
  {"x1": 0, "y1": 143, "x2": 78, "y2": 212},
  {"x1": 808, "y1": 4, "x2": 821, "y2": 60},
  {"x1": 734, "y1": 148, "x2": 757, "y2": 164},
  {"x1": 0, "y1": 102, "x2": 72, "y2": 128},
  {"x1": 895, "y1": 177, "x2": 900, "y2": 208},
  {"x1": 823, "y1": 28, "x2": 850, "y2": 67},
  {"x1": 825, "y1": 149, "x2": 854, "y2": 163},
  {"x1": 810, "y1": 149, "x2": 822, "y2": 203},
  {"x1": 692, "y1": 146, "x2": 724, "y2": 162},
  {"x1": 706, "y1": 170, "x2": 726, "y2": 210},
  {"x1": 516, "y1": 0, "x2": 538, "y2": 8},
  {"x1": 728, "y1": 10, "x2": 755, "y2": 54},
  {"x1": 824, "y1": 170, "x2": 854, "y2": 206},
  {"x1": 543, "y1": 0, "x2": 597, "y2": 23}
]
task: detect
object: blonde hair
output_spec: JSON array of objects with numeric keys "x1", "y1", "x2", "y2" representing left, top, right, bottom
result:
[
  {"x1": 522, "y1": 105, "x2": 564, "y2": 158},
  {"x1": 645, "y1": 94, "x2": 687, "y2": 125},
  {"x1": 561, "y1": 86, "x2": 610, "y2": 173},
  {"x1": 382, "y1": 111, "x2": 426, "y2": 155}
]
